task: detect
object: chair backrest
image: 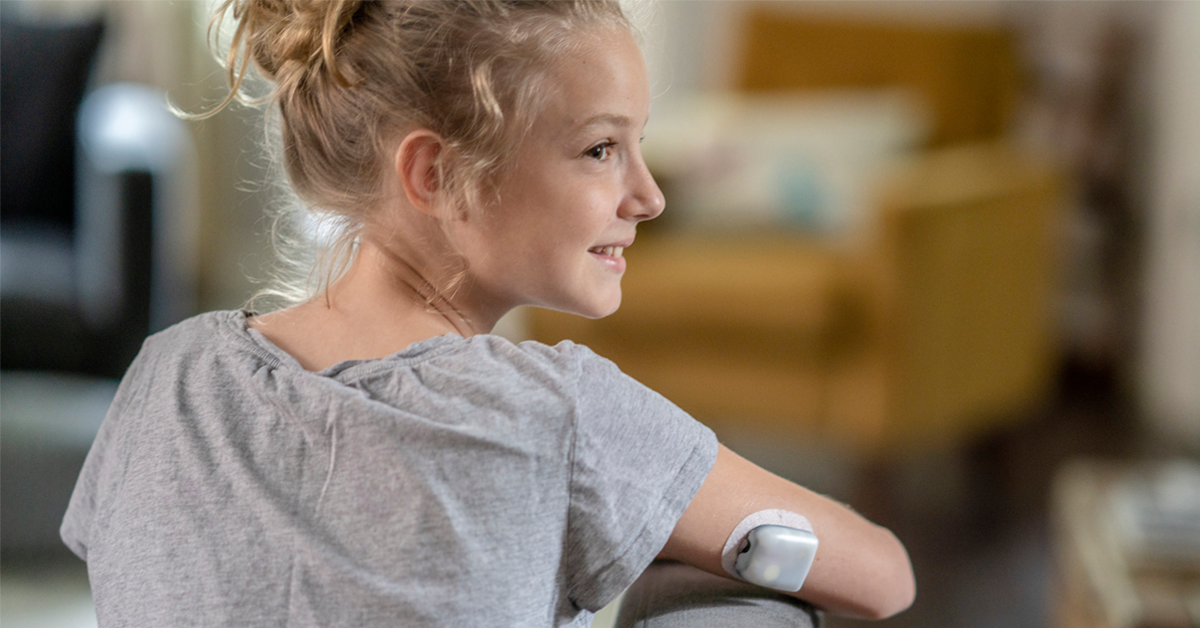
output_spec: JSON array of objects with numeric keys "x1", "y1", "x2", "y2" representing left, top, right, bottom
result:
[
  {"x1": 1, "y1": 17, "x2": 114, "y2": 375},
  {"x1": 1, "y1": 18, "x2": 105, "y2": 233},
  {"x1": 869, "y1": 143, "x2": 1063, "y2": 450},
  {"x1": 735, "y1": 9, "x2": 1021, "y2": 146}
]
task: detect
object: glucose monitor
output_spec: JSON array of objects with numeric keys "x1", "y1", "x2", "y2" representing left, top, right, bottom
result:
[
  {"x1": 734, "y1": 524, "x2": 819, "y2": 592},
  {"x1": 721, "y1": 509, "x2": 819, "y2": 593}
]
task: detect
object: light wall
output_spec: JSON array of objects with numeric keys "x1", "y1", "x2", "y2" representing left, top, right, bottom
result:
[{"x1": 1141, "y1": 0, "x2": 1200, "y2": 449}]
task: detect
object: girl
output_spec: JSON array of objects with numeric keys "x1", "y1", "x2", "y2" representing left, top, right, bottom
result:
[{"x1": 62, "y1": 1, "x2": 914, "y2": 626}]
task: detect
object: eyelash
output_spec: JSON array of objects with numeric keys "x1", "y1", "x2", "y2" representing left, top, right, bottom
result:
[
  {"x1": 585, "y1": 141, "x2": 616, "y2": 161},
  {"x1": 584, "y1": 137, "x2": 645, "y2": 161}
]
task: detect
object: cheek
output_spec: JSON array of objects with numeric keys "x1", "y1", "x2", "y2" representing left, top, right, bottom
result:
[
  {"x1": 494, "y1": 169, "x2": 614, "y2": 262},
  {"x1": 568, "y1": 185, "x2": 619, "y2": 229},
  {"x1": 523, "y1": 194, "x2": 598, "y2": 249}
]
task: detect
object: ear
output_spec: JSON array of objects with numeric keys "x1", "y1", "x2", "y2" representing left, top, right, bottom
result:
[{"x1": 393, "y1": 129, "x2": 445, "y2": 215}]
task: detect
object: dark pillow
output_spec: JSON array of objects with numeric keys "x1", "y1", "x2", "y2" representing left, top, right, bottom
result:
[{"x1": 1, "y1": 17, "x2": 105, "y2": 231}]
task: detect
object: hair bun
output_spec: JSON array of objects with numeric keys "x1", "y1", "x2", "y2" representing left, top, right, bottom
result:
[{"x1": 240, "y1": 0, "x2": 362, "y2": 86}]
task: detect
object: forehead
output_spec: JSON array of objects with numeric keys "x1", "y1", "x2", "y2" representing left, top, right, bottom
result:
[{"x1": 535, "y1": 27, "x2": 650, "y2": 137}]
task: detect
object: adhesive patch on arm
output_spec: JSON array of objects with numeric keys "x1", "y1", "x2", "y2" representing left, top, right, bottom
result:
[{"x1": 721, "y1": 510, "x2": 818, "y2": 592}]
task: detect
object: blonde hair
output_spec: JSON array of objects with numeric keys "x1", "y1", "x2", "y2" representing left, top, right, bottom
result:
[{"x1": 199, "y1": 0, "x2": 630, "y2": 308}]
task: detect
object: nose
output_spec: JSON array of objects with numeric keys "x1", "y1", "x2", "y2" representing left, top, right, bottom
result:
[{"x1": 619, "y1": 155, "x2": 665, "y2": 222}]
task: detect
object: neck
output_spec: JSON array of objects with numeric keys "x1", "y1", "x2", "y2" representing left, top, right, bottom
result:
[
  {"x1": 249, "y1": 238, "x2": 509, "y2": 371},
  {"x1": 344, "y1": 239, "x2": 499, "y2": 337}
]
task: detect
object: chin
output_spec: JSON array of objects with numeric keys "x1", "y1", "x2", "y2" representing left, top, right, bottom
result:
[
  {"x1": 586, "y1": 304, "x2": 621, "y2": 320},
  {"x1": 566, "y1": 292, "x2": 623, "y2": 320}
]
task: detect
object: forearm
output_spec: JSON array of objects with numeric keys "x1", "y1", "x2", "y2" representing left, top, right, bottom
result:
[
  {"x1": 797, "y1": 517, "x2": 915, "y2": 619},
  {"x1": 660, "y1": 445, "x2": 915, "y2": 619}
]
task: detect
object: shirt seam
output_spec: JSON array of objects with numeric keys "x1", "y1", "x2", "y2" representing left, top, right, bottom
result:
[
  {"x1": 217, "y1": 310, "x2": 470, "y2": 382},
  {"x1": 576, "y1": 431, "x2": 717, "y2": 609},
  {"x1": 604, "y1": 439, "x2": 708, "y2": 568},
  {"x1": 561, "y1": 350, "x2": 584, "y2": 618},
  {"x1": 84, "y1": 340, "x2": 158, "y2": 561}
]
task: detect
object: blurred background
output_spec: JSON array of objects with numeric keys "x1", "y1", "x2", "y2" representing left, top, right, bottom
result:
[{"x1": 2, "y1": 1, "x2": 1197, "y2": 627}]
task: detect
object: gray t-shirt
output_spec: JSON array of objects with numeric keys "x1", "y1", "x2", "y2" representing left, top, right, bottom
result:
[{"x1": 61, "y1": 311, "x2": 717, "y2": 627}]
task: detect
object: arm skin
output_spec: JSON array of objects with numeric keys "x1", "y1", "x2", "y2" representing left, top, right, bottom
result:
[{"x1": 659, "y1": 445, "x2": 916, "y2": 620}]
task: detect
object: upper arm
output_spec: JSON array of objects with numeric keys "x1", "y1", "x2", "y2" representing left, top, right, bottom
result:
[{"x1": 659, "y1": 445, "x2": 916, "y2": 620}]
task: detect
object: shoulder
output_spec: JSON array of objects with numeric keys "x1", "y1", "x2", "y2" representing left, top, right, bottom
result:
[
  {"x1": 360, "y1": 333, "x2": 674, "y2": 430},
  {"x1": 473, "y1": 334, "x2": 598, "y2": 364},
  {"x1": 139, "y1": 310, "x2": 280, "y2": 366},
  {"x1": 435, "y1": 334, "x2": 605, "y2": 385},
  {"x1": 464, "y1": 336, "x2": 713, "y2": 446},
  {"x1": 118, "y1": 310, "x2": 279, "y2": 396},
  {"x1": 140, "y1": 310, "x2": 244, "y2": 355}
]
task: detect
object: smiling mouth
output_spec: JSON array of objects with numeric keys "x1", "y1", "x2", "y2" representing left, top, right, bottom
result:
[{"x1": 588, "y1": 246, "x2": 625, "y2": 258}]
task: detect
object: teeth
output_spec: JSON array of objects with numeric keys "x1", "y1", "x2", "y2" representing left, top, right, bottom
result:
[{"x1": 591, "y1": 246, "x2": 625, "y2": 258}]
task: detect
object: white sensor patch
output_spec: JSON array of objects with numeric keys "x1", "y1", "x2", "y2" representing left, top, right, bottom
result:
[{"x1": 720, "y1": 509, "x2": 814, "y2": 579}]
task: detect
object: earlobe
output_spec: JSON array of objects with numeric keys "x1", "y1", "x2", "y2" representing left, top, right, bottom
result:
[{"x1": 394, "y1": 129, "x2": 445, "y2": 215}]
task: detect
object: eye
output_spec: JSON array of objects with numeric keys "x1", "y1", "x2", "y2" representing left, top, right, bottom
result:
[{"x1": 585, "y1": 141, "x2": 615, "y2": 161}]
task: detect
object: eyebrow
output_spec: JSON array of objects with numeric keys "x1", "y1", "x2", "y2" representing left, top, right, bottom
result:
[{"x1": 578, "y1": 113, "x2": 635, "y2": 130}]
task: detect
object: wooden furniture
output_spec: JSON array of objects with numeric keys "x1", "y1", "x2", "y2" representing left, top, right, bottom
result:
[{"x1": 1053, "y1": 461, "x2": 1200, "y2": 628}]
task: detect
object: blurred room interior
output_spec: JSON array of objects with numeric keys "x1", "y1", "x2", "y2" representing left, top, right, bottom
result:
[{"x1": 2, "y1": 1, "x2": 1197, "y2": 627}]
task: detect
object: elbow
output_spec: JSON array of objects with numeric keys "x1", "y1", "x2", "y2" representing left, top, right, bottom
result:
[
  {"x1": 811, "y1": 526, "x2": 915, "y2": 620},
  {"x1": 893, "y1": 570, "x2": 918, "y2": 618},
  {"x1": 862, "y1": 573, "x2": 915, "y2": 620},
  {"x1": 862, "y1": 532, "x2": 916, "y2": 620}
]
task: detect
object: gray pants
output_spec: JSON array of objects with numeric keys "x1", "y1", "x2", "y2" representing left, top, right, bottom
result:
[{"x1": 616, "y1": 562, "x2": 822, "y2": 628}]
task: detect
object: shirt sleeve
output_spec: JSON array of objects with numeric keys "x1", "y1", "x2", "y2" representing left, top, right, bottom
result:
[
  {"x1": 60, "y1": 339, "x2": 154, "y2": 560},
  {"x1": 562, "y1": 343, "x2": 719, "y2": 611}
]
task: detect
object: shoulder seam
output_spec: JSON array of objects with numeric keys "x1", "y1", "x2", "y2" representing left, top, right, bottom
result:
[{"x1": 561, "y1": 348, "x2": 585, "y2": 608}]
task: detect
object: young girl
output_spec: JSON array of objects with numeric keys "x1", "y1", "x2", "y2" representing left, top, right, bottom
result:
[{"x1": 62, "y1": 1, "x2": 914, "y2": 625}]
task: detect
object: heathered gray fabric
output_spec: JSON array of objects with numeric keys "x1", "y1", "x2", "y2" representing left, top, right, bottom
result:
[{"x1": 61, "y1": 310, "x2": 717, "y2": 627}]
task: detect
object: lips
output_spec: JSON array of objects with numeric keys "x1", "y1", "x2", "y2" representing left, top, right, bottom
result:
[
  {"x1": 587, "y1": 240, "x2": 630, "y2": 273},
  {"x1": 588, "y1": 237, "x2": 634, "y2": 258}
]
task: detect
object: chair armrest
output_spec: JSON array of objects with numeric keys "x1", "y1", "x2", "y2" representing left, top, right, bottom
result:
[{"x1": 616, "y1": 561, "x2": 822, "y2": 628}]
